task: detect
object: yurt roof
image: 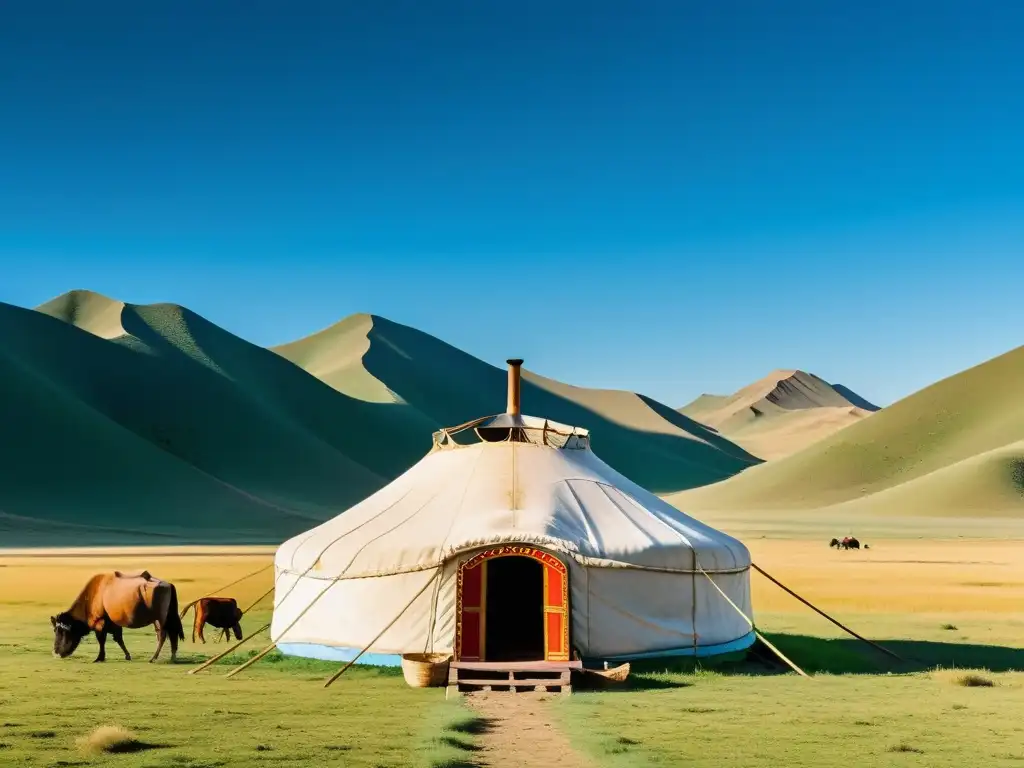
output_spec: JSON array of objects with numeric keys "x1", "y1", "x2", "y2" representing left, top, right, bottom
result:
[{"x1": 275, "y1": 359, "x2": 750, "y2": 581}]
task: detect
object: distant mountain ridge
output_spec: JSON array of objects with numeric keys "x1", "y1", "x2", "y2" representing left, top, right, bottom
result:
[
  {"x1": 272, "y1": 310, "x2": 760, "y2": 491},
  {"x1": 679, "y1": 369, "x2": 879, "y2": 460},
  {"x1": 670, "y1": 345, "x2": 1024, "y2": 519},
  {"x1": 0, "y1": 289, "x2": 759, "y2": 545}
]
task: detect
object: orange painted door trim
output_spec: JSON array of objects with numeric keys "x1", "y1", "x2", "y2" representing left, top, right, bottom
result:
[{"x1": 454, "y1": 545, "x2": 569, "y2": 662}]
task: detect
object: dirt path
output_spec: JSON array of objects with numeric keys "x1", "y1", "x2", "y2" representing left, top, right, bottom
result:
[{"x1": 466, "y1": 692, "x2": 593, "y2": 768}]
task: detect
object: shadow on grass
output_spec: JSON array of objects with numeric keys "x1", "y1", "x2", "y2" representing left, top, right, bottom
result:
[
  {"x1": 575, "y1": 674, "x2": 694, "y2": 693},
  {"x1": 447, "y1": 717, "x2": 494, "y2": 736},
  {"x1": 439, "y1": 736, "x2": 482, "y2": 752},
  {"x1": 431, "y1": 716, "x2": 494, "y2": 768},
  {"x1": 172, "y1": 635, "x2": 1023, "y2": 685},
  {"x1": 101, "y1": 740, "x2": 167, "y2": 754},
  {"x1": 612, "y1": 633, "x2": 1024, "y2": 679},
  {"x1": 758, "y1": 633, "x2": 1024, "y2": 675}
]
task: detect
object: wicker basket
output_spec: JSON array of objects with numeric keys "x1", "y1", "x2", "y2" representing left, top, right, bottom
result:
[
  {"x1": 578, "y1": 662, "x2": 631, "y2": 688},
  {"x1": 400, "y1": 653, "x2": 452, "y2": 688}
]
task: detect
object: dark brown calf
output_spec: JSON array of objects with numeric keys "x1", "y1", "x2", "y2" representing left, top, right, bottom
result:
[{"x1": 192, "y1": 597, "x2": 243, "y2": 643}]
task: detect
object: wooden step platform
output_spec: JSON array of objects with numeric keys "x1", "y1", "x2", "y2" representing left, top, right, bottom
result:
[{"x1": 446, "y1": 660, "x2": 582, "y2": 697}]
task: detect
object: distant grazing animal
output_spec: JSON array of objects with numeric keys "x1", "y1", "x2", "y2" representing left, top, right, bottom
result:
[
  {"x1": 180, "y1": 597, "x2": 244, "y2": 644},
  {"x1": 841, "y1": 537, "x2": 861, "y2": 550},
  {"x1": 50, "y1": 570, "x2": 183, "y2": 663},
  {"x1": 829, "y1": 538, "x2": 841, "y2": 549}
]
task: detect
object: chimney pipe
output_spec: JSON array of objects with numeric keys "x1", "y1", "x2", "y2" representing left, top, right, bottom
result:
[{"x1": 506, "y1": 359, "x2": 523, "y2": 416}]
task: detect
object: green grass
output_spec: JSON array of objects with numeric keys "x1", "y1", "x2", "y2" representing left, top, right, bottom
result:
[
  {"x1": 0, "y1": 606, "x2": 477, "y2": 767},
  {"x1": 553, "y1": 609, "x2": 1024, "y2": 767},
  {"x1": 557, "y1": 657, "x2": 1024, "y2": 767}
]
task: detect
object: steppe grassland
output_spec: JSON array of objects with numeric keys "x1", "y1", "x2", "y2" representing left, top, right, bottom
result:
[
  {"x1": 1, "y1": 539, "x2": 1022, "y2": 767},
  {"x1": 558, "y1": 537, "x2": 1024, "y2": 767},
  {"x1": 0, "y1": 549, "x2": 475, "y2": 767}
]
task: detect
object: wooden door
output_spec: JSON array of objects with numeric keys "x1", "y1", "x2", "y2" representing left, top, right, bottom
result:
[
  {"x1": 455, "y1": 546, "x2": 569, "y2": 662},
  {"x1": 456, "y1": 559, "x2": 485, "y2": 661},
  {"x1": 542, "y1": 557, "x2": 569, "y2": 661}
]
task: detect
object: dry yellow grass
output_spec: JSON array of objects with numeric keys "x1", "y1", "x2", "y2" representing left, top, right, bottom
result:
[
  {"x1": 5, "y1": 539, "x2": 1020, "y2": 633},
  {"x1": 746, "y1": 539, "x2": 1024, "y2": 615},
  {"x1": 0, "y1": 549, "x2": 277, "y2": 640},
  {"x1": 76, "y1": 725, "x2": 146, "y2": 754},
  {"x1": 932, "y1": 669, "x2": 997, "y2": 688}
]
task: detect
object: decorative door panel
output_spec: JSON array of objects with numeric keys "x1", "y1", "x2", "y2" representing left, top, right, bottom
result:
[
  {"x1": 542, "y1": 558, "x2": 569, "y2": 661},
  {"x1": 456, "y1": 559, "x2": 486, "y2": 661},
  {"x1": 455, "y1": 545, "x2": 569, "y2": 662}
]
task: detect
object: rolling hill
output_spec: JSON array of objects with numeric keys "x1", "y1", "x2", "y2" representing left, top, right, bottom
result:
[
  {"x1": 670, "y1": 345, "x2": 1024, "y2": 520},
  {"x1": 0, "y1": 290, "x2": 758, "y2": 545},
  {"x1": 273, "y1": 312, "x2": 759, "y2": 495},
  {"x1": 679, "y1": 370, "x2": 879, "y2": 459}
]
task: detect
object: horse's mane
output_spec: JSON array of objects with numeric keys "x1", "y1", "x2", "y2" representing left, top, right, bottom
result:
[{"x1": 65, "y1": 573, "x2": 109, "y2": 622}]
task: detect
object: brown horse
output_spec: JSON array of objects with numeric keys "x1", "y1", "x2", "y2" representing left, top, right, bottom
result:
[
  {"x1": 179, "y1": 596, "x2": 244, "y2": 644},
  {"x1": 50, "y1": 570, "x2": 184, "y2": 663}
]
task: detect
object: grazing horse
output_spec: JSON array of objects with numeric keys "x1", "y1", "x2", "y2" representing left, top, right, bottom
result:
[
  {"x1": 841, "y1": 537, "x2": 861, "y2": 550},
  {"x1": 179, "y1": 597, "x2": 244, "y2": 644},
  {"x1": 50, "y1": 570, "x2": 184, "y2": 663}
]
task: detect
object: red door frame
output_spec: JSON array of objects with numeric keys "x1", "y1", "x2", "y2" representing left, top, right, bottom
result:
[{"x1": 455, "y1": 545, "x2": 570, "y2": 662}]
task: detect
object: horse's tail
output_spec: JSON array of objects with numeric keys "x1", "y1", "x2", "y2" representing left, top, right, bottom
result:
[
  {"x1": 166, "y1": 585, "x2": 185, "y2": 642},
  {"x1": 178, "y1": 597, "x2": 200, "y2": 620}
]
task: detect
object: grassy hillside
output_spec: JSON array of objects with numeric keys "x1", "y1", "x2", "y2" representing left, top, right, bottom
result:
[
  {"x1": 2, "y1": 292, "x2": 758, "y2": 545},
  {"x1": 274, "y1": 313, "x2": 760, "y2": 494},
  {"x1": 670, "y1": 345, "x2": 1024, "y2": 518},
  {"x1": 1, "y1": 297, "x2": 428, "y2": 545},
  {"x1": 679, "y1": 370, "x2": 879, "y2": 459}
]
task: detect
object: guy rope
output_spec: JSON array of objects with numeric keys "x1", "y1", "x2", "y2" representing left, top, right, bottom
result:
[
  {"x1": 750, "y1": 563, "x2": 903, "y2": 661},
  {"x1": 178, "y1": 562, "x2": 274, "y2": 619},
  {"x1": 696, "y1": 554, "x2": 907, "y2": 677},
  {"x1": 694, "y1": 559, "x2": 810, "y2": 678},
  {"x1": 322, "y1": 569, "x2": 441, "y2": 688}
]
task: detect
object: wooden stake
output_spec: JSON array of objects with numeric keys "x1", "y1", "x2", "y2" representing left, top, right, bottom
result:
[
  {"x1": 754, "y1": 630, "x2": 810, "y2": 678},
  {"x1": 187, "y1": 622, "x2": 270, "y2": 675},
  {"x1": 225, "y1": 640, "x2": 279, "y2": 679},
  {"x1": 752, "y1": 563, "x2": 903, "y2": 661},
  {"x1": 219, "y1": 578, "x2": 341, "y2": 679}
]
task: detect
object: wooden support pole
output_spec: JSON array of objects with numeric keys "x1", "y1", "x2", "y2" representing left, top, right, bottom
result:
[
  {"x1": 323, "y1": 571, "x2": 441, "y2": 689},
  {"x1": 219, "y1": 577, "x2": 341, "y2": 679},
  {"x1": 754, "y1": 630, "x2": 810, "y2": 678},
  {"x1": 187, "y1": 622, "x2": 270, "y2": 675},
  {"x1": 225, "y1": 639, "x2": 279, "y2": 679},
  {"x1": 241, "y1": 585, "x2": 276, "y2": 617},
  {"x1": 751, "y1": 563, "x2": 904, "y2": 661},
  {"x1": 697, "y1": 563, "x2": 812, "y2": 678}
]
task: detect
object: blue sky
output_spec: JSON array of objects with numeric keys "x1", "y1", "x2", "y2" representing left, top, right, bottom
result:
[{"x1": 2, "y1": 1, "x2": 1022, "y2": 407}]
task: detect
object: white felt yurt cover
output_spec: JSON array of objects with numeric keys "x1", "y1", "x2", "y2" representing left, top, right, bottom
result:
[{"x1": 271, "y1": 409, "x2": 755, "y2": 664}]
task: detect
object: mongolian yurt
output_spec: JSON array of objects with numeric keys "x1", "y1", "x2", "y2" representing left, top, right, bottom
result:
[{"x1": 270, "y1": 360, "x2": 754, "y2": 668}]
